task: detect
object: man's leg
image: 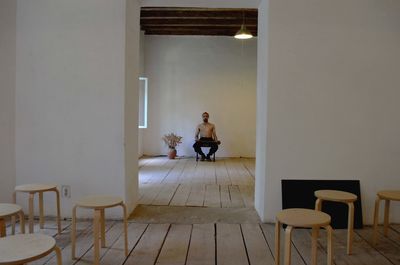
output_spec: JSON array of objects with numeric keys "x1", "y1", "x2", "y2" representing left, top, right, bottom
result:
[
  {"x1": 193, "y1": 142, "x2": 206, "y2": 160},
  {"x1": 207, "y1": 143, "x2": 218, "y2": 160}
]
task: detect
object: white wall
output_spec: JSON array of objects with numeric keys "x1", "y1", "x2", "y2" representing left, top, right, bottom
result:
[
  {"x1": 255, "y1": 0, "x2": 268, "y2": 221},
  {"x1": 15, "y1": 0, "x2": 140, "y2": 217},
  {"x1": 125, "y1": 0, "x2": 141, "y2": 213},
  {"x1": 138, "y1": 31, "x2": 146, "y2": 157},
  {"x1": 142, "y1": 36, "x2": 257, "y2": 157},
  {"x1": 257, "y1": 0, "x2": 400, "y2": 223},
  {"x1": 0, "y1": 0, "x2": 17, "y2": 203}
]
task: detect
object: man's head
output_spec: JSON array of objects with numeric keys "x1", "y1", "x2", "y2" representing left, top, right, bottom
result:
[{"x1": 202, "y1": 112, "x2": 209, "y2": 123}]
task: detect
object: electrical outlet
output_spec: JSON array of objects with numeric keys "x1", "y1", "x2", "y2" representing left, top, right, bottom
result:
[{"x1": 61, "y1": 185, "x2": 71, "y2": 198}]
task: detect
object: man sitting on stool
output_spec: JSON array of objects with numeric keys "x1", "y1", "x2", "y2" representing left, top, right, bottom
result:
[{"x1": 193, "y1": 112, "x2": 221, "y2": 161}]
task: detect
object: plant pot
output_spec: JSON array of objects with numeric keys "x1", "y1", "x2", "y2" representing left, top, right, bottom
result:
[{"x1": 168, "y1": 148, "x2": 177, "y2": 159}]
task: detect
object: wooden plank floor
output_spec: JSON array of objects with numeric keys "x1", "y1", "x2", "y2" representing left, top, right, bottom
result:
[
  {"x1": 5, "y1": 220, "x2": 400, "y2": 265},
  {"x1": 3, "y1": 157, "x2": 399, "y2": 265},
  {"x1": 138, "y1": 157, "x2": 255, "y2": 208}
]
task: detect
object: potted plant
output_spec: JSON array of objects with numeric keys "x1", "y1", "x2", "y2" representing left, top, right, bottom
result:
[{"x1": 162, "y1": 133, "x2": 183, "y2": 159}]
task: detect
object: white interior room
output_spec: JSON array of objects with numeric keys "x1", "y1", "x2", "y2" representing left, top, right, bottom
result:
[
  {"x1": 1, "y1": 0, "x2": 400, "y2": 224},
  {"x1": 139, "y1": 35, "x2": 257, "y2": 158}
]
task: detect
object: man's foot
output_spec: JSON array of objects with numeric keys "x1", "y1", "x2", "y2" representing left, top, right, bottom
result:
[
  {"x1": 200, "y1": 155, "x2": 206, "y2": 161},
  {"x1": 206, "y1": 155, "x2": 212, "y2": 161}
]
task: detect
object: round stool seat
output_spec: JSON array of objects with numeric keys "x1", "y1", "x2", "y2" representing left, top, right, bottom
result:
[
  {"x1": 0, "y1": 204, "x2": 22, "y2": 218},
  {"x1": 377, "y1": 190, "x2": 400, "y2": 201},
  {"x1": 315, "y1": 190, "x2": 357, "y2": 202},
  {"x1": 276, "y1": 208, "x2": 331, "y2": 228},
  {"x1": 75, "y1": 195, "x2": 123, "y2": 209},
  {"x1": 15, "y1": 184, "x2": 57, "y2": 193},
  {"x1": 0, "y1": 234, "x2": 56, "y2": 265}
]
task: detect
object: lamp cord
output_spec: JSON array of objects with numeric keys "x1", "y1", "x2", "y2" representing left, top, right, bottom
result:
[{"x1": 241, "y1": 38, "x2": 245, "y2": 91}]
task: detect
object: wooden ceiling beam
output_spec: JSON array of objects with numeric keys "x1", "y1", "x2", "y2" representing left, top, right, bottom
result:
[
  {"x1": 141, "y1": 10, "x2": 257, "y2": 19},
  {"x1": 140, "y1": 18, "x2": 257, "y2": 26},
  {"x1": 140, "y1": 7, "x2": 258, "y2": 37},
  {"x1": 141, "y1": 25, "x2": 258, "y2": 30}
]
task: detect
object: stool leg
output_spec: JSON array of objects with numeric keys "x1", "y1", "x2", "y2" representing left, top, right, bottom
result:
[
  {"x1": 71, "y1": 205, "x2": 77, "y2": 259},
  {"x1": 0, "y1": 218, "x2": 6, "y2": 237},
  {"x1": 54, "y1": 188, "x2": 62, "y2": 235},
  {"x1": 12, "y1": 191, "x2": 17, "y2": 234},
  {"x1": 325, "y1": 225, "x2": 333, "y2": 265},
  {"x1": 347, "y1": 202, "x2": 354, "y2": 255},
  {"x1": 315, "y1": 198, "x2": 322, "y2": 211},
  {"x1": 39, "y1": 192, "x2": 44, "y2": 229},
  {"x1": 19, "y1": 210, "x2": 25, "y2": 234},
  {"x1": 311, "y1": 227, "x2": 319, "y2": 265},
  {"x1": 54, "y1": 246, "x2": 62, "y2": 265},
  {"x1": 28, "y1": 192, "x2": 35, "y2": 233},
  {"x1": 274, "y1": 221, "x2": 281, "y2": 265},
  {"x1": 314, "y1": 199, "x2": 322, "y2": 238},
  {"x1": 372, "y1": 196, "x2": 381, "y2": 245},
  {"x1": 93, "y1": 209, "x2": 101, "y2": 265},
  {"x1": 122, "y1": 203, "x2": 128, "y2": 256},
  {"x1": 11, "y1": 216, "x2": 16, "y2": 235},
  {"x1": 100, "y1": 209, "x2": 106, "y2": 248},
  {"x1": 383, "y1": 199, "x2": 390, "y2": 237},
  {"x1": 284, "y1": 226, "x2": 293, "y2": 265}
]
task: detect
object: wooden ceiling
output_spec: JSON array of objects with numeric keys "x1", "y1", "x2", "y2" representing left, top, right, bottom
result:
[{"x1": 140, "y1": 7, "x2": 258, "y2": 37}]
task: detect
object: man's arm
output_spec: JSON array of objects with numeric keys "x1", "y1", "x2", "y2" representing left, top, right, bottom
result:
[
  {"x1": 212, "y1": 124, "x2": 218, "y2": 142},
  {"x1": 195, "y1": 125, "x2": 200, "y2": 141}
]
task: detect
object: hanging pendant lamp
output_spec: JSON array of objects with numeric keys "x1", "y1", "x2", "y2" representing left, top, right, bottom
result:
[
  {"x1": 234, "y1": 11, "x2": 253, "y2": 39},
  {"x1": 234, "y1": 24, "x2": 253, "y2": 39}
]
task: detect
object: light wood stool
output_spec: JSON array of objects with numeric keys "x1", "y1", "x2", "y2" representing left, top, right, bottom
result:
[
  {"x1": 373, "y1": 190, "x2": 400, "y2": 245},
  {"x1": 0, "y1": 234, "x2": 62, "y2": 265},
  {"x1": 14, "y1": 184, "x2": 61, "y2": 234},
  {"x1": 71, "y1": 195, "x2": 128, "y2": 265},
  {"x1": 315, "y1": 190, "x2": 357, "y2": 255},
  {"x1": 275, "y1": 208, "x2": 333, "y2": 265},
  {"x1": 0, "y1": 203, "x2": 25, "y2": 237}
]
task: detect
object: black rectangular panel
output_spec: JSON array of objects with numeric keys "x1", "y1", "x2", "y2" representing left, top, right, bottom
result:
[{"x1": 281, "y1": 179, "x2": 363, "y2": 229}]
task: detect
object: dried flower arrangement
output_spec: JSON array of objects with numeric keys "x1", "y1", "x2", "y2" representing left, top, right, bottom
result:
[{"x1": 162, "y1": 133, "x2": 183, "y2": 149}]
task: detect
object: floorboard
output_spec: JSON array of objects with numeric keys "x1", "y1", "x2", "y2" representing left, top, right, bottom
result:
[
  {"x1": 241, "y1": 224, "x2": 275, "y2": 265},
  {"x1": 356, "y1": 227, "x2": 400, "y2": 265},
  {"x1": 124, "y1": 223, "x2": 170, "y2": 265},
  {"x1": 186, "y1": 224, "x2": 215, "y2": 265},
  {"x1": 138, "y1": 157, "x2": 255, "y2": 208},
  {"x1": 169, "y1": 184, "x2": 191, "y2": 206},
  {"x1": 216, "y1": 223, "x2": 249, "y2": 265},
  {"x1": 204, "y1": 184, "x2": 221, "y2": 208},
  {"x1": 9, "y1": 219, "x2": 400, "y2": 265},
  {"x1": 100, "y1": 223, "x2": 148, "y2": 265},
  {"x1": 156, "y1": 224, "x2": 192, "y2": 265},
  {"x1": 319, "y1": 229, "x2": 393, "y2": 265},
  {"x1": 186, "y1": 184, "x2": 206, "y2": 207},
  {"x1": 6, "y1": 157, "x2": 400, "y2": 265}
]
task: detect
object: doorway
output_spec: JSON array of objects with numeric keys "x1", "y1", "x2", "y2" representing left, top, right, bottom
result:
[{"x1": 134, "y1": 7, "x2": 258, "y2": 221}]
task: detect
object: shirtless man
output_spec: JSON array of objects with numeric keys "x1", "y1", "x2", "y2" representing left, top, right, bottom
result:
[{"x1": 193, "y1": 112, "x2": 220, "y2": 161}]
